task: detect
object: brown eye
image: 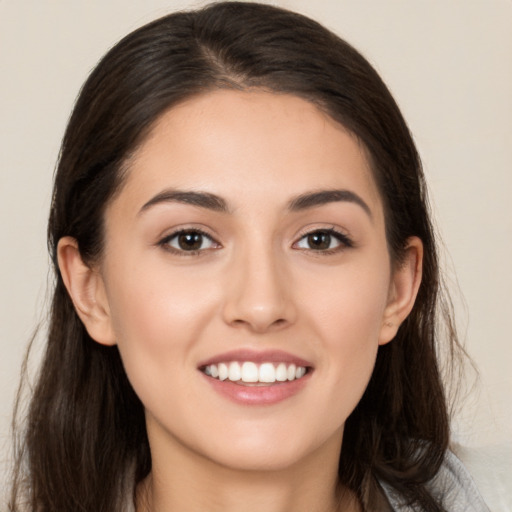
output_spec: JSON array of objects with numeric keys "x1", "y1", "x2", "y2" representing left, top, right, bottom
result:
[
  {"x1": 177, "y1": 232, "x2": 204, "y2": 251},
  {"x1": 294, "y1": 229, "x2": 353, "y2": 252},
  {"x1": 162, "y1": 230, "x2": 217, "y2": 253},
  {"x1": 306, "y1": 232, "x2": 332, "y2": 250}
]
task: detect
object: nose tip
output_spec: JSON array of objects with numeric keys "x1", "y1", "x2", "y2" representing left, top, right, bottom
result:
[
  {"x1": 222, "y1": 252, "x2": 296, "y2": 333},
  {"x1": 228, "y1": 304, "x2": 291, "y2": 333}
]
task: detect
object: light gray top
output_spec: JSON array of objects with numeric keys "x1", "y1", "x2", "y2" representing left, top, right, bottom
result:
[{"x1": 381, "y1": 450, "x2": 490, "y2": 511}]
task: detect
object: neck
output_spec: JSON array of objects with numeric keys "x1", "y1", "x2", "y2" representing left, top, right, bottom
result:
[
  {"x1": 137, "y1": 468, "x2": 359, "y2": 512},
  {"x1": 136, "y1": 424, "x2": 360, "y2": 512}
]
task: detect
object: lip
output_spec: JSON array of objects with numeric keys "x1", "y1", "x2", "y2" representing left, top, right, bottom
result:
[
  {"x1": 197, "y1": 349, "x2": 313, "y2": 406},
  {"x1": 201, "y1": 370, "x2": 312, "y2": 405},
  {"x1": 197, "y1": 349, "x2": 312, "y2": 368}
]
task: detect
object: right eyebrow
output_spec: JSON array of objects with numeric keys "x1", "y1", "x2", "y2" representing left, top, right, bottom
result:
[{"x1": 138, "y1": 189, "x2": 230, "y2": 215}]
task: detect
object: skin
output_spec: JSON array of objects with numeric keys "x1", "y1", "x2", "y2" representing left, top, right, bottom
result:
[{"x1": 58, "y1": 90, "x2": 423, "y2": 512}]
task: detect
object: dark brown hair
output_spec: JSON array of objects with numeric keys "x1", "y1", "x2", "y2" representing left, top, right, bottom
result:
[{"x1": 10, "y1": 3, "x2": 460, "y2": 511}]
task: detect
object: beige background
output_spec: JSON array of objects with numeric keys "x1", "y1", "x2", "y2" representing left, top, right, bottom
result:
[{"x1": 1, "y1": 1, "x2": 511, "y2": 509}]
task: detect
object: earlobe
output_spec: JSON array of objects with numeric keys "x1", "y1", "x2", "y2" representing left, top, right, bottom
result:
[
  {"x1": 379, "y1": 236, "x2": 423, "y2": 345},
  {"x1": 57, "y1": 236, "x2": 116, "y2": 346}
]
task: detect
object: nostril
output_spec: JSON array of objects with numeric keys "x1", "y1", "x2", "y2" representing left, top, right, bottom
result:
[{"x1": 230, "y1": 316, "x2": 289, "y2": 332}]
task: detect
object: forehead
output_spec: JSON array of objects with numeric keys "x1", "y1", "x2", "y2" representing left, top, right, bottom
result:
[{"x1": 114, "y1": 90, "x2": 383, "y2": 218}]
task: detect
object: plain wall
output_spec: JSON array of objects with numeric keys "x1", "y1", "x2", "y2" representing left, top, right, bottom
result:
[{"x1": 1, "y1": 1, "x2": 511, "y2": 509}]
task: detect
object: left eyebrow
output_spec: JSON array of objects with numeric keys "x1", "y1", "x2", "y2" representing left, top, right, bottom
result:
[
  {"x1": 287, "y1": 189, "x2": 372, "y2": 219},
  {"x1": 139, "y1": 189, "x2": 230, "y2": 215}
]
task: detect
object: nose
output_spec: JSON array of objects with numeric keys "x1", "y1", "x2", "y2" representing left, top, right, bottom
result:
[{"x1": 222, "y1": 244, "x2": 297, "y2": 333}]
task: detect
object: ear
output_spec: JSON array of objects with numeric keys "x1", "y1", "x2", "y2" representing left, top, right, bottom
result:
[
  {"x1": 379, "y1": 236, "x2": 423, "y2": 345},
  {"x1": 57, "y1": 236, "x2": 116, "y2": 346}
]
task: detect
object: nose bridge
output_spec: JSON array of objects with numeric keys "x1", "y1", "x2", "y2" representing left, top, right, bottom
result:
[{"x1": 223, "y1": 234, "x2": 295, "y2": 332}]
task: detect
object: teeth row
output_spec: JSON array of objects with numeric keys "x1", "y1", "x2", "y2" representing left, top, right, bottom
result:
[{"x1": 203, "y1": 362, "x2": 307, "y2": 383}]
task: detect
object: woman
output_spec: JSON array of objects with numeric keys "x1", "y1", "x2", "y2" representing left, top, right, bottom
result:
[{"x1": 9, "y1": 2, "x2": 489, "y2": 511}]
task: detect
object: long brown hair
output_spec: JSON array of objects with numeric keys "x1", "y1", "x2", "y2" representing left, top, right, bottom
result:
[{"x1": 10, "y1": 3, "x2": 461, "y2": 511}]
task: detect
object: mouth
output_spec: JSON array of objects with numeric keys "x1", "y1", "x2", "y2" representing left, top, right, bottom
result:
[
  {"x1": 197, "y1": 350, "x2": 313, "y2": 405},
  {"x1": 201, "y1": 361, "x2": 309, "y2": 385}
]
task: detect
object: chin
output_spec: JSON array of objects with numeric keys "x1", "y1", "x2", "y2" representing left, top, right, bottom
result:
[
  {"x1": 205, "y1": 442, "x2": 314, "y2": 472},
  {"x1": 192, "y1": 422, "x2": 344, "y2": 473}
]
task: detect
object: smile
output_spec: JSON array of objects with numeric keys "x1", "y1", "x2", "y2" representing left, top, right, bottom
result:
[
  {"x1": 198, "y1": 350, "x2": 313, "y2": 404},
  {"x1": 202, "y1": 361, "x2": 308, "y2": 384}
]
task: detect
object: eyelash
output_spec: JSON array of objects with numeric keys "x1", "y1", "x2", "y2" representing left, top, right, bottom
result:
[
  {"x1": 158, "y1": 228, "x2": 220, "y2": 256},
  {"x1": 293, "y1": 227, "x2": 354, "y2": 255},
  {"x1": 158, "y1": 227, "x2": 354, "y2": 256}
]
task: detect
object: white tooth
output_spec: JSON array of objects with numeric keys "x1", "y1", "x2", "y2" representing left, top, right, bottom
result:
[
  {"x1": 276, "y1": 363, "x2": 288, "y2": 382},
  {"x1": 241, "y1": 362, "x2": 258, "y2": 383},
  {"x1": 204, "y1": 365, "x2": 212, "y2": 376},
  {"x1": 218, "y1": 363, "x2": 228, "y2": 381},
  {"x1": 296, "y1": 366, "x2": 306, "y2": 379},
  {"x1": 287, "y1": 363, "x2": 296, "y2": 381},
  {"x1": 259, "y1": 362, "x2": 276, "y2": 383},
  {"x1": 210, "y1": 364, "x2": 219, "y2": 378},
  {"x1": 228, "y1": 361, "x2": 241, "y2": 381}
]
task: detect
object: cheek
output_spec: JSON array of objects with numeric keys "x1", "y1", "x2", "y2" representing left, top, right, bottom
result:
[
  {"x1": 298, "y1": 261, "x2": 390, "y2": 407},
  {"x1": 103, "y1": 261, "x2": 220, "y2": 401},
  {"x1": 106, "y1": 257, "x2": 218, "y2": 340},
  {"x1": 304, "y1": 261, "x2": 391, "y2": 343}
]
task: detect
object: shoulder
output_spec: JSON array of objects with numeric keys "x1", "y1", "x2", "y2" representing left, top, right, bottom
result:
[
  {"x1": 381, "y1": 450, "x2": 490, "y2": 512},
  {"x1": 426, "y1": 450, "x2": 491, "y2": 512}
]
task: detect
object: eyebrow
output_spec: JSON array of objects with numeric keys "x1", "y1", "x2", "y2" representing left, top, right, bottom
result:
[
  {"x1": 287, "y1": 189, "x2": 372, "y2": 218},
  {"x1": 139, "y1": 188, "x2": 372, "y2": 218},
  {"x1": 139, "y1": 189, "x2": 229, "y2": 214}
]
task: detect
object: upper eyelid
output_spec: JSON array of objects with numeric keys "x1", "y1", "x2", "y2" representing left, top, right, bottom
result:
[
  {"x1": 294, "y1": 225, "x2": 353, "y2": 241},
  {"x1": 156, "y1": 224, "x2": 354, "y2": 247},
  {"x1": 159, "y1": 226, "x2": 219, "y2": 243},
  {"x1": 293, "y1": 227, "x2": 355, "y2": 249}
]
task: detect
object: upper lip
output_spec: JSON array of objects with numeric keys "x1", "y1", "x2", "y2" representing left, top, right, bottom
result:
[{"x1": 197, "y1": 349, "x2": 313, "y2": 368}]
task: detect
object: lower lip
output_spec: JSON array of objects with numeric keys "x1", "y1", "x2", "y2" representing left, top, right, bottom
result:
[{"x1": 201, "y1": 372, "x2": 311, "y2": 405}]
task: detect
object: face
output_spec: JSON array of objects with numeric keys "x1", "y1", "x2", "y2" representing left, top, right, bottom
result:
[{"x1": 78, "y1": 90, "x2": 418, "y2": 472}]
